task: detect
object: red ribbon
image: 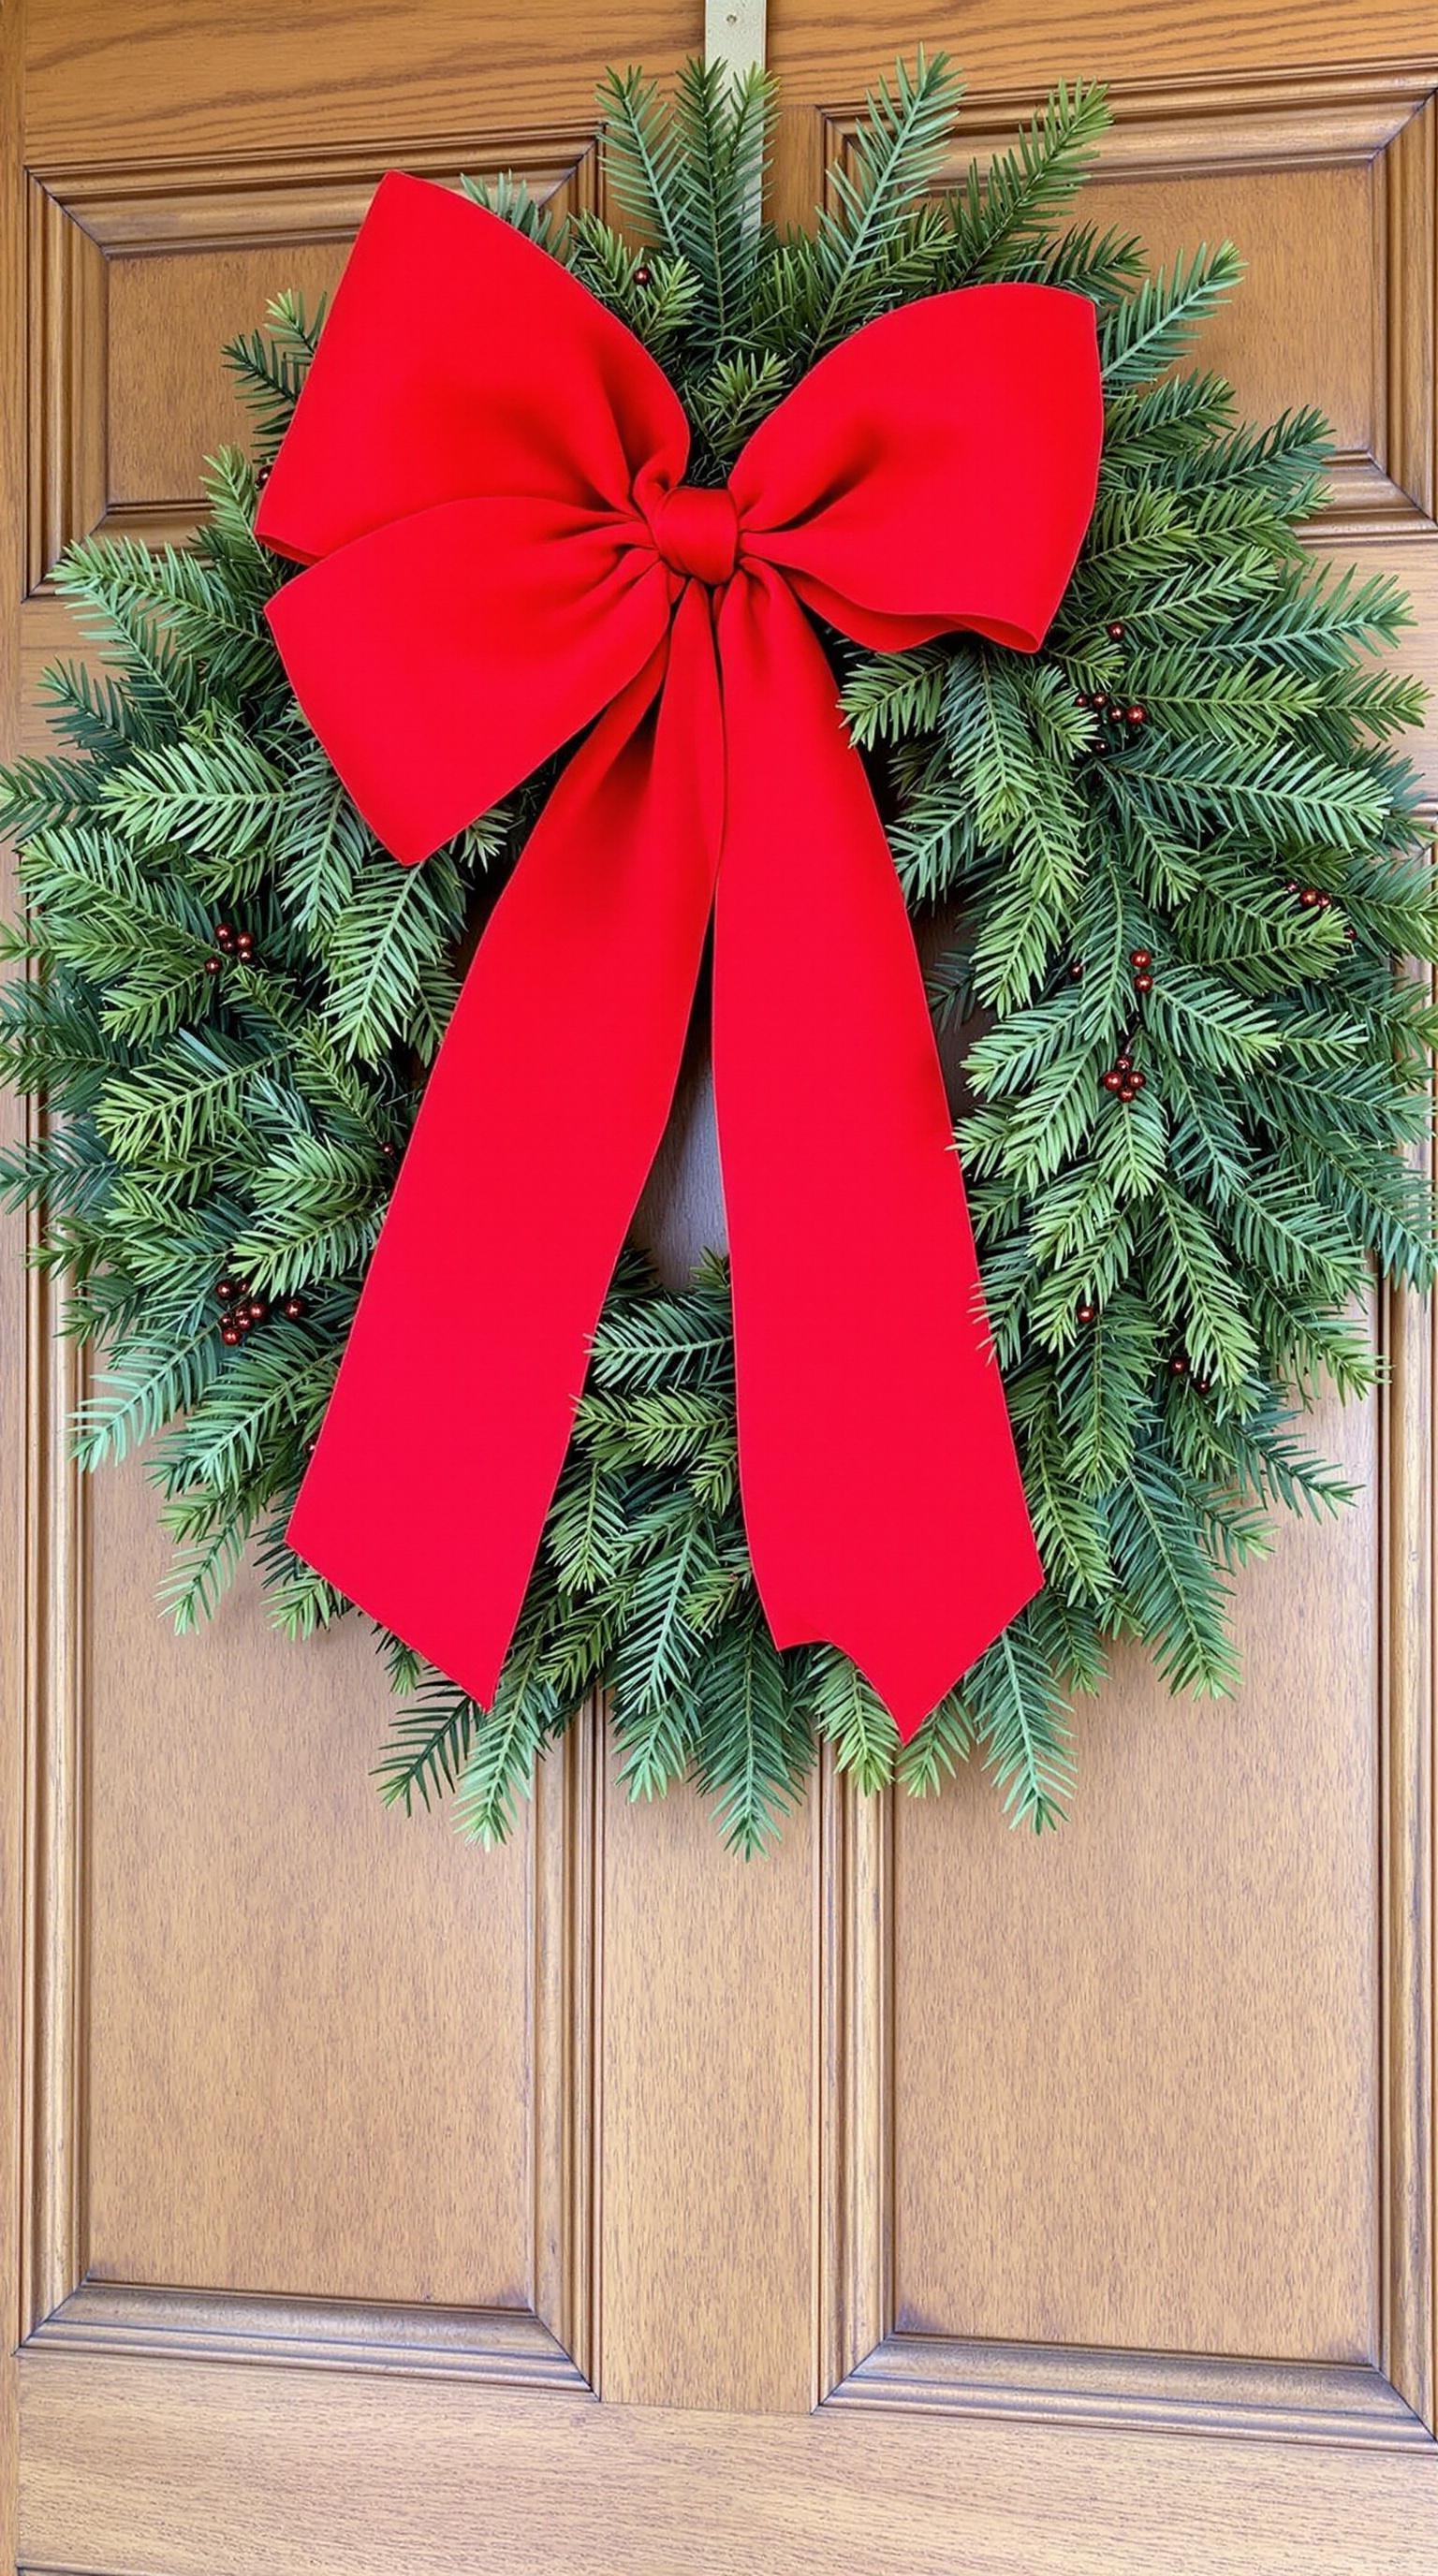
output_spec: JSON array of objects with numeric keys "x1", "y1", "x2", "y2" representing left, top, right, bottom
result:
[{"x1": 257, "y1": 173, "x2": 1103, "y2": 1738}]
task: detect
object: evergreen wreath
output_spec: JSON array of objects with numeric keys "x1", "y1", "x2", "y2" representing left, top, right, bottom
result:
[{"x1": 2, "y1": 57, "x2": 1433, "y2": 1852}]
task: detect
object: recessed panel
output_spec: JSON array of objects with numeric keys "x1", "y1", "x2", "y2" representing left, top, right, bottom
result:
[
  {"x1": 29, "y1": 153, "x2": 598, "y2": 573},
  {"x1": 108, "y1": 241, "x2": 346, "y2": 511},
  {"x1": 892, "y1": 1390, "x2": 1379, "y2": 2362},
  {"x1": 84, "y1": 1457, "x2": 534, "y2": 2309},
  {"x1": 1074, "y1": 159, "x2": 1376, "y2": 462}
]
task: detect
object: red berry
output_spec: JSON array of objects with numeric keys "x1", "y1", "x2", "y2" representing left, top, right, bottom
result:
[
  {"x1": 1169, "y1": 1355, "x2": 1189, "y2": 1377},
  {"x1": 1130, "y1": 948, "x2": 1152, "y2": 969},
  {"x1": 634, "y1": 263, "x2": 652, "y2": 287},
  {"x1": 1134, "y1": 971, "x2": 1154, "y2": 995},
  {"x1": 1344, "y1": 925, "x2": 1357, "y2": 944},
  {"x1": 1125, "y1": 705, "x2": 1146, "y2": 726},
  {"x1": 1130, "y1": 1069, "x2": 1147, "y2": 1090},
  {"x1": 1101, "y1": 1070, "x2": 1123, "y2": 1093},
  {"x1": 379, "y1": 1141, "x2": 396, "y2": 1159},
  {"x1": 1284, "y1": 879, "x2": 1299, "y2": 896},
  {"x1": 245, "y1": 1297, "x2": 268, "y2": 1323},
  {"x1": 214, "y1": 923, "x2": 236, "y2": 950},
  {"x1": 1116, "y1": 1052, "x2": 1133, "y2": 1072},
  {"x1": 204, "y1": 955, "x2": 222, "y2": 975},
  {"x1": 1069, "y1": 960, "x2": 1084, "y2": 980},
  {"x1": 281, "y1": 1295, "x2": 305, "y2": 1321},
  {"x1": 1317, "y1": 891, "x2": 1332, "y2": 910},
  {"x1": 1107, "y1": 621, "x2": 1125, "y2": 642},
  {"x1": 1299, "y1": 887, "x2": 1320, "y2": 908},
  {"x1": 221, "y1": 1324, "x2": 242, "y2": 1348},
  {"x1": 1077, "y1": 1302, "x2": 1098, "y2": 1325}
]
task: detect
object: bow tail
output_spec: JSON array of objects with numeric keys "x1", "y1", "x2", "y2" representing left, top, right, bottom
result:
[
  {"x1": 287, "y1": 588, "x2": 726, "y2": 1707},
  {"x1": 712, "y1": 570, "x2": 1042, "y2": 1738}
]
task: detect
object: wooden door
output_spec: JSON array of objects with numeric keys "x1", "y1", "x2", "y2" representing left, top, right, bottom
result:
[{"x1": 3, "y1": 2, "x2": 1437, "y2": 2569}]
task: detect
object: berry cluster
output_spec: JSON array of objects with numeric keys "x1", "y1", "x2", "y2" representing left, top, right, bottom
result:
[
  {"x1": 1100, "y1": 1047, "x2": 1145, "y2": 1104},
  {"x1": 203, "y1": 921, "x2": 257, "y2": 978},
  {"x1": 216, "y1": 1271, "x2": 305, "y2": 1350},
  {"x1": 1284, "y1": 875, "x2": 1357, "y2": 945},
  {"x1": 1076, "y1": 621, "x2": 1146, "y2": 749},
  {"x1": 1095, "y1": 949, "x2": 1159, "y2": 1105},
  {"x1": 1077, "y1": 689, "x2": 1147, "y2": 738}
]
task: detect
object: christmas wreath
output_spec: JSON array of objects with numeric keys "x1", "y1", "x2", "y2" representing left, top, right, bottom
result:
[{"x1": 2, "y1": 58, "x2": 1432, "y2": 1852}]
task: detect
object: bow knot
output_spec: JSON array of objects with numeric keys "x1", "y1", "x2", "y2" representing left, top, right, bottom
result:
[
  {"x1": 650, "y1": 482, "x2": 740, "y2": 587},
  {"x1": 255, "y1": 171, "x2": 1103, "y2": 1735}
]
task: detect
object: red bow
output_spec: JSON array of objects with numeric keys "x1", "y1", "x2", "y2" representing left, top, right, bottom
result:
[{"x1": 257, "y1": 172, "x2": 1103, "y2": 1738}]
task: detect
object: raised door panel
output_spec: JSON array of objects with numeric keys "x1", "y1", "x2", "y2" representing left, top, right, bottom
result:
[
  {"x1": 84, "y1": 1491, "x2": 534, "y2": 2309},
  {"x1": 890, "y1": 1397, "x2": 1381, "y2": 2364}
]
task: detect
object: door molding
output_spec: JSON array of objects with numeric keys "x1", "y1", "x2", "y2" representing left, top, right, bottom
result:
[
  {"x1": 19, "y1": 1332, "x2": 605, "y2": 2386},
  {"x1": 817, "y1": 1261, "x2": 1434, "y2": 2444}
]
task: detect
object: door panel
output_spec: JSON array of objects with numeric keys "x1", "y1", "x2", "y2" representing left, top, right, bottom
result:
[
  {"x1": 891, "y1": 1482, "x2": 1383, "y2": 2367},
  {"x1": 85, "y1": 1497, "x2": 535, "y2": 2311},
  {"x1": 5, "y1": 2, "x2": 1438, "y2": 2569}
]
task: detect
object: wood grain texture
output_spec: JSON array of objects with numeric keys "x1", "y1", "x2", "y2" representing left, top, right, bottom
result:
[
  {"x1": 81, "y1": 1468, "x2": 536, "y2": 2308},
  {"x1": 23, "y1": 2, "x2": 703, "y2": 162},
  {"x1": 766, "y1": 3, "x2": 1438, "y2": 102},
  {"x1": 18, "y1": 2349, "x2": 1438, "y2": 2576},
  {"x1": 24, "y1": 180, "x2": 105, "y2": 591},
  {"x1": 597, "y1": 1749, "x2": 814, "y2": 2411},
  {"x1": 891, "y1": 1389, "x2": 1382, "y2": 2363}
]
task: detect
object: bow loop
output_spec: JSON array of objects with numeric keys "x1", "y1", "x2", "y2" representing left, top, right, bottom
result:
[
  {"x1": 262, "y1": 171, "x2": 1104, "y2": 1734},
  {"x1": 733, "y1": 284, "x2": 1103, "y2": 653},
  {"x1": 257, "y1": 173, "x2": 689, "y2": 564}
]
